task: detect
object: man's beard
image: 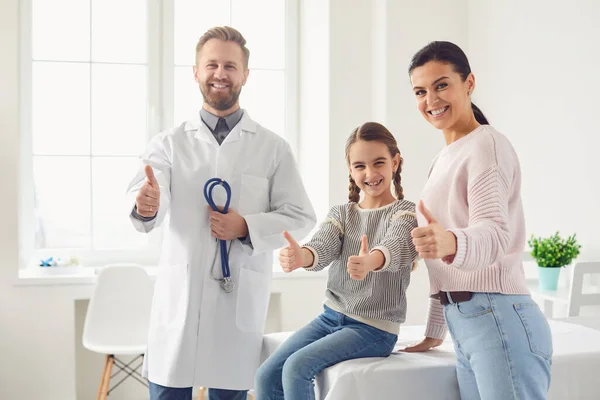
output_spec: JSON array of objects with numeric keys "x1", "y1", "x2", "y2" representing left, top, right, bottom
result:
[{"x1": 200, "y1": 81, "x2": 242, "y2": 111}]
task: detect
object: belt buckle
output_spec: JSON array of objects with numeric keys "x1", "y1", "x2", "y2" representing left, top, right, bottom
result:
[
  {"x1": 431, "y1": 291, "x2": 448, "y2": 305},
  {"x1": 441, "y1": 292, "x2": 450, "y2": 305}
]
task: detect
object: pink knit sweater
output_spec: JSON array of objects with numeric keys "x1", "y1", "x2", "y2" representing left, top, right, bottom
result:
[{"x1": 418, "y1": 125, "x2": 530, "y2": 340}]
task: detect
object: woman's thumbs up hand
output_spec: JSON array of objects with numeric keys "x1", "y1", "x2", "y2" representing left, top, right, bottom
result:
[{"x1": 411, "y1": 201, "x2": 457, "y2": 260}]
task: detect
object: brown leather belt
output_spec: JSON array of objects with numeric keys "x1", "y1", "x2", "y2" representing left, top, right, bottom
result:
[{"x1": 431, "y1": 291, "x2": 473, "y2": 305}]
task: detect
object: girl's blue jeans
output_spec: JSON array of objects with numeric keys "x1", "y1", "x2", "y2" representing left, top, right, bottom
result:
[{"x1": 254, "y1": 305, "x2": 397, "y2": 400}]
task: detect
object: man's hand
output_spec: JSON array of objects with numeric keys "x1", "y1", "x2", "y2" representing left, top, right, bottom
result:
[
  {"x1": 347, "y1": 235, "x2": 383, "y2": 280},
  {"x1": 411, "y1": 201, "x2": 457, "y2": 260},
  {"x1": 135, "y1": 165, "x2": 160, "y2": 217},
  {"x1": 208, "y1": 206, "x2": 249, "y2": 240}
]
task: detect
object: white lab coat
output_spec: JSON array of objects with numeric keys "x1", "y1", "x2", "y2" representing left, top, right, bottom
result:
[{"x1": 126, "y1": 111, "x2": 316, "y2": 389}]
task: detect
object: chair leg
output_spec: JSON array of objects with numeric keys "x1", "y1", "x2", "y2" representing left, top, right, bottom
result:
[
  {"x1": 98, "y1": 355, "x2": 114, "y2": 400},
  {"x1": 96, "y1": 355, "x2": 109, "y2": 400}
]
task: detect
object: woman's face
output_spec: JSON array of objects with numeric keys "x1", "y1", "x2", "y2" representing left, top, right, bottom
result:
[{"x1": 410, "y1": 61, "x2": 474, "y2": 131}]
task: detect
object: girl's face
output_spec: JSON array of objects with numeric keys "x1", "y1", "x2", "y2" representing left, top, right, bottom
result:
[
  {"x1": 410, "y1": 61, "x2": 474, "y2": 131},
  {"x1": 348, "y1": 140, "x2": 400, "y2": 201}
]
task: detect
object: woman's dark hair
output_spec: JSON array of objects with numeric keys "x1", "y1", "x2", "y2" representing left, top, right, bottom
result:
[
  {"x1": 408, "y1": 41, "x2": 489, "y2": 125},
  {"x1": 345, "y1": 122, "x2": 404, "y2": 203}
]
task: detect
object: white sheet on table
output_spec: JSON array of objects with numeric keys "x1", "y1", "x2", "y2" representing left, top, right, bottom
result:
[{"x1": 313, "y1": 320, "x2": 600, "y2": 400}]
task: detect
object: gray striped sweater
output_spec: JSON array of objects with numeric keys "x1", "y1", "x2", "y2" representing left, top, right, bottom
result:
[{"x1": 303, "y1": 200, "x2": 418, "y2": 334}]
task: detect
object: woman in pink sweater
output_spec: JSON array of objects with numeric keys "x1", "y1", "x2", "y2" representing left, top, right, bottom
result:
[{"x1": 403, "y1": 41, "x2": 552, "y2": 400}]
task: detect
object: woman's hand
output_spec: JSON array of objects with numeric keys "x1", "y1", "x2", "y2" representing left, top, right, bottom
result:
[
  {"x1": 411, "y1": 201, "x2": 457, "y2": 260},
  {"x1": 401, "y1": 337, "x2": 444, "y2": 352}
]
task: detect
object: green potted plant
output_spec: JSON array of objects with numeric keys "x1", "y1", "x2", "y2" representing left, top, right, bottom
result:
[{"x1": 528, "y1": 232, "x2": 581, "y2": 291}]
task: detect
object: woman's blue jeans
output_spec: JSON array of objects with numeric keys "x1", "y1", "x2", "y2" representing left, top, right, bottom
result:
[{"x1": 444, "y1": 293, "x2": 552, "y2": 400}]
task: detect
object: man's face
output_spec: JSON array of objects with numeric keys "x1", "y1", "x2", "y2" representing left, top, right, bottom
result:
[{"x1": 193, "y1": 39, "x2": 249, "y2": 115}]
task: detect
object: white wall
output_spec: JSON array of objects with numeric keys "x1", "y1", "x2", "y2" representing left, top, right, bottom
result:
[
  {"x1": 0, "y1": 1, "x2": 69, "y2": 399},
  {"x1": 298, "y1": 0, "x2": 330, "y2": 220},
  {"x1": 468, "y1": 0, "x2": 600, "y2": 261}
]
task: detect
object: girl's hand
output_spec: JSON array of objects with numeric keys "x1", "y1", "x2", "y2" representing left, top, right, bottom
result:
[
  {"x1": 347, "y1": 235, "x2": 382, "y2": 280},
  {"x1": 411, "y1": 201, "x2": 457, "y2": 260},
  {"x1": 401, "y1": 337, "x2": 444, "y2": 352},
  {"x1": 279, "y1": 231, "x2": 313, "y2": 272}
]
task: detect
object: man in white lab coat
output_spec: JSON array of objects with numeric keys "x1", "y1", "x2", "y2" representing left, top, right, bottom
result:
[{"x1": 126, "y1": 26, "x2": 316, "y2": 400}]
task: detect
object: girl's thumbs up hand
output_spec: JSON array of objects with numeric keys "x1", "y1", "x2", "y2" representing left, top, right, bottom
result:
[
  {"x1": 347, "y1": 235, "x2": 380, "y2": 280},
  {"x1": 280, "y1": 231, "x2": 313, "y2": 272}
]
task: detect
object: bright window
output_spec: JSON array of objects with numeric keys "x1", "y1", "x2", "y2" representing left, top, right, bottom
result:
[{"x1": 21, "y1": 0, "x2": 298, "y2": 267}]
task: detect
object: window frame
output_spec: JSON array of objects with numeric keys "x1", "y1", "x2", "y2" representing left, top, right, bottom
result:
[{"x1": 19, "y1": 0, "x2": 299, "y2": 268}]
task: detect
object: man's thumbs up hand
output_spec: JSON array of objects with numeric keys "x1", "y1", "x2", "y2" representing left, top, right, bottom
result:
[
  {"x1": 135, "y1": 165, "x2": 161, "y2": 217},
  {"x1": 144, "y1": 165, "x2": 159, "y2": 189}
]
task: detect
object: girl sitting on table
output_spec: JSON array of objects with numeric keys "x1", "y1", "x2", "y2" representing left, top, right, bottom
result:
[{"x1": 254, "y1": 122, "x2": 418, "y2": 400}]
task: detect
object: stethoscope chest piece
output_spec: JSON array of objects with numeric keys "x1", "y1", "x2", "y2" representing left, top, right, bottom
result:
[{"x1": 221, "y1": 277, "x2": 234, "y2": 293}]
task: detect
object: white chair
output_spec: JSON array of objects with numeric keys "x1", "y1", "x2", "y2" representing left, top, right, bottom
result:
[
  {"x1": 566, "y1": 262, "x2": 600, "y2": 317},
  {"x1": 529, "y1": 262, "x2": 600, "y2": 318},
  {"x1": 83, "y1": 264, "x2": 154, "y2": 400}
]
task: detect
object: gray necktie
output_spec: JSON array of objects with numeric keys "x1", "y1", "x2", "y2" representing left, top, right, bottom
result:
[{"x1": 214, "y1": 118, "x2": 229, "y2": 145}]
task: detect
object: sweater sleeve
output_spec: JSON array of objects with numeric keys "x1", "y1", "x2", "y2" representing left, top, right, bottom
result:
[
  {"x1": 371, "y1": 207, "x2": 418, "y2": 273},
  {"x1": 302, "y1": 206, "x2": 344, "y2": 272},
  {"x1": 425, "y1": 297, "x2": 448, "y2": 340},
  {"x1": 445, "y1": 165, "x2": 512, "y2": 271}
]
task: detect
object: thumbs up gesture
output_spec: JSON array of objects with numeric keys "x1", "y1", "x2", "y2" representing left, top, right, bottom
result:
[
  {"x1": 411, "y1": 200, "x2": 457, "y2": 260},
  {"x1": 279, "y1": 231, "x2": 314, "y2": 273},
  {"x1": 135, "y1": 165, "x2": 161, "y2": 217},
  {"x1": 347, "y1": 235, "x2": 378, "y2": 280}
]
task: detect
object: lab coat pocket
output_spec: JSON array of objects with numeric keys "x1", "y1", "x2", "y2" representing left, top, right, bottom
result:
[
  {"x1": 236, "y1": 268, "x2": 271, "y2": 333},
  {"x1": 152, "y1": 263, "x2": 189, "y2": 328},
  {"x1": 239, "y1": 174, "x2": 270, "y2": 215}
]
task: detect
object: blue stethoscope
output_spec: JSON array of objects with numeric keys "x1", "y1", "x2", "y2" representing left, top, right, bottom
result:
[{"x1": 203, "y1": 177, "x2": 235, "y2": 293}]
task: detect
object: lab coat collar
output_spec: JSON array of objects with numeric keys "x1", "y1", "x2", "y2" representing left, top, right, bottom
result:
[{"x1": 186, "y1": 110, "x2": 257, "y2": 145}]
